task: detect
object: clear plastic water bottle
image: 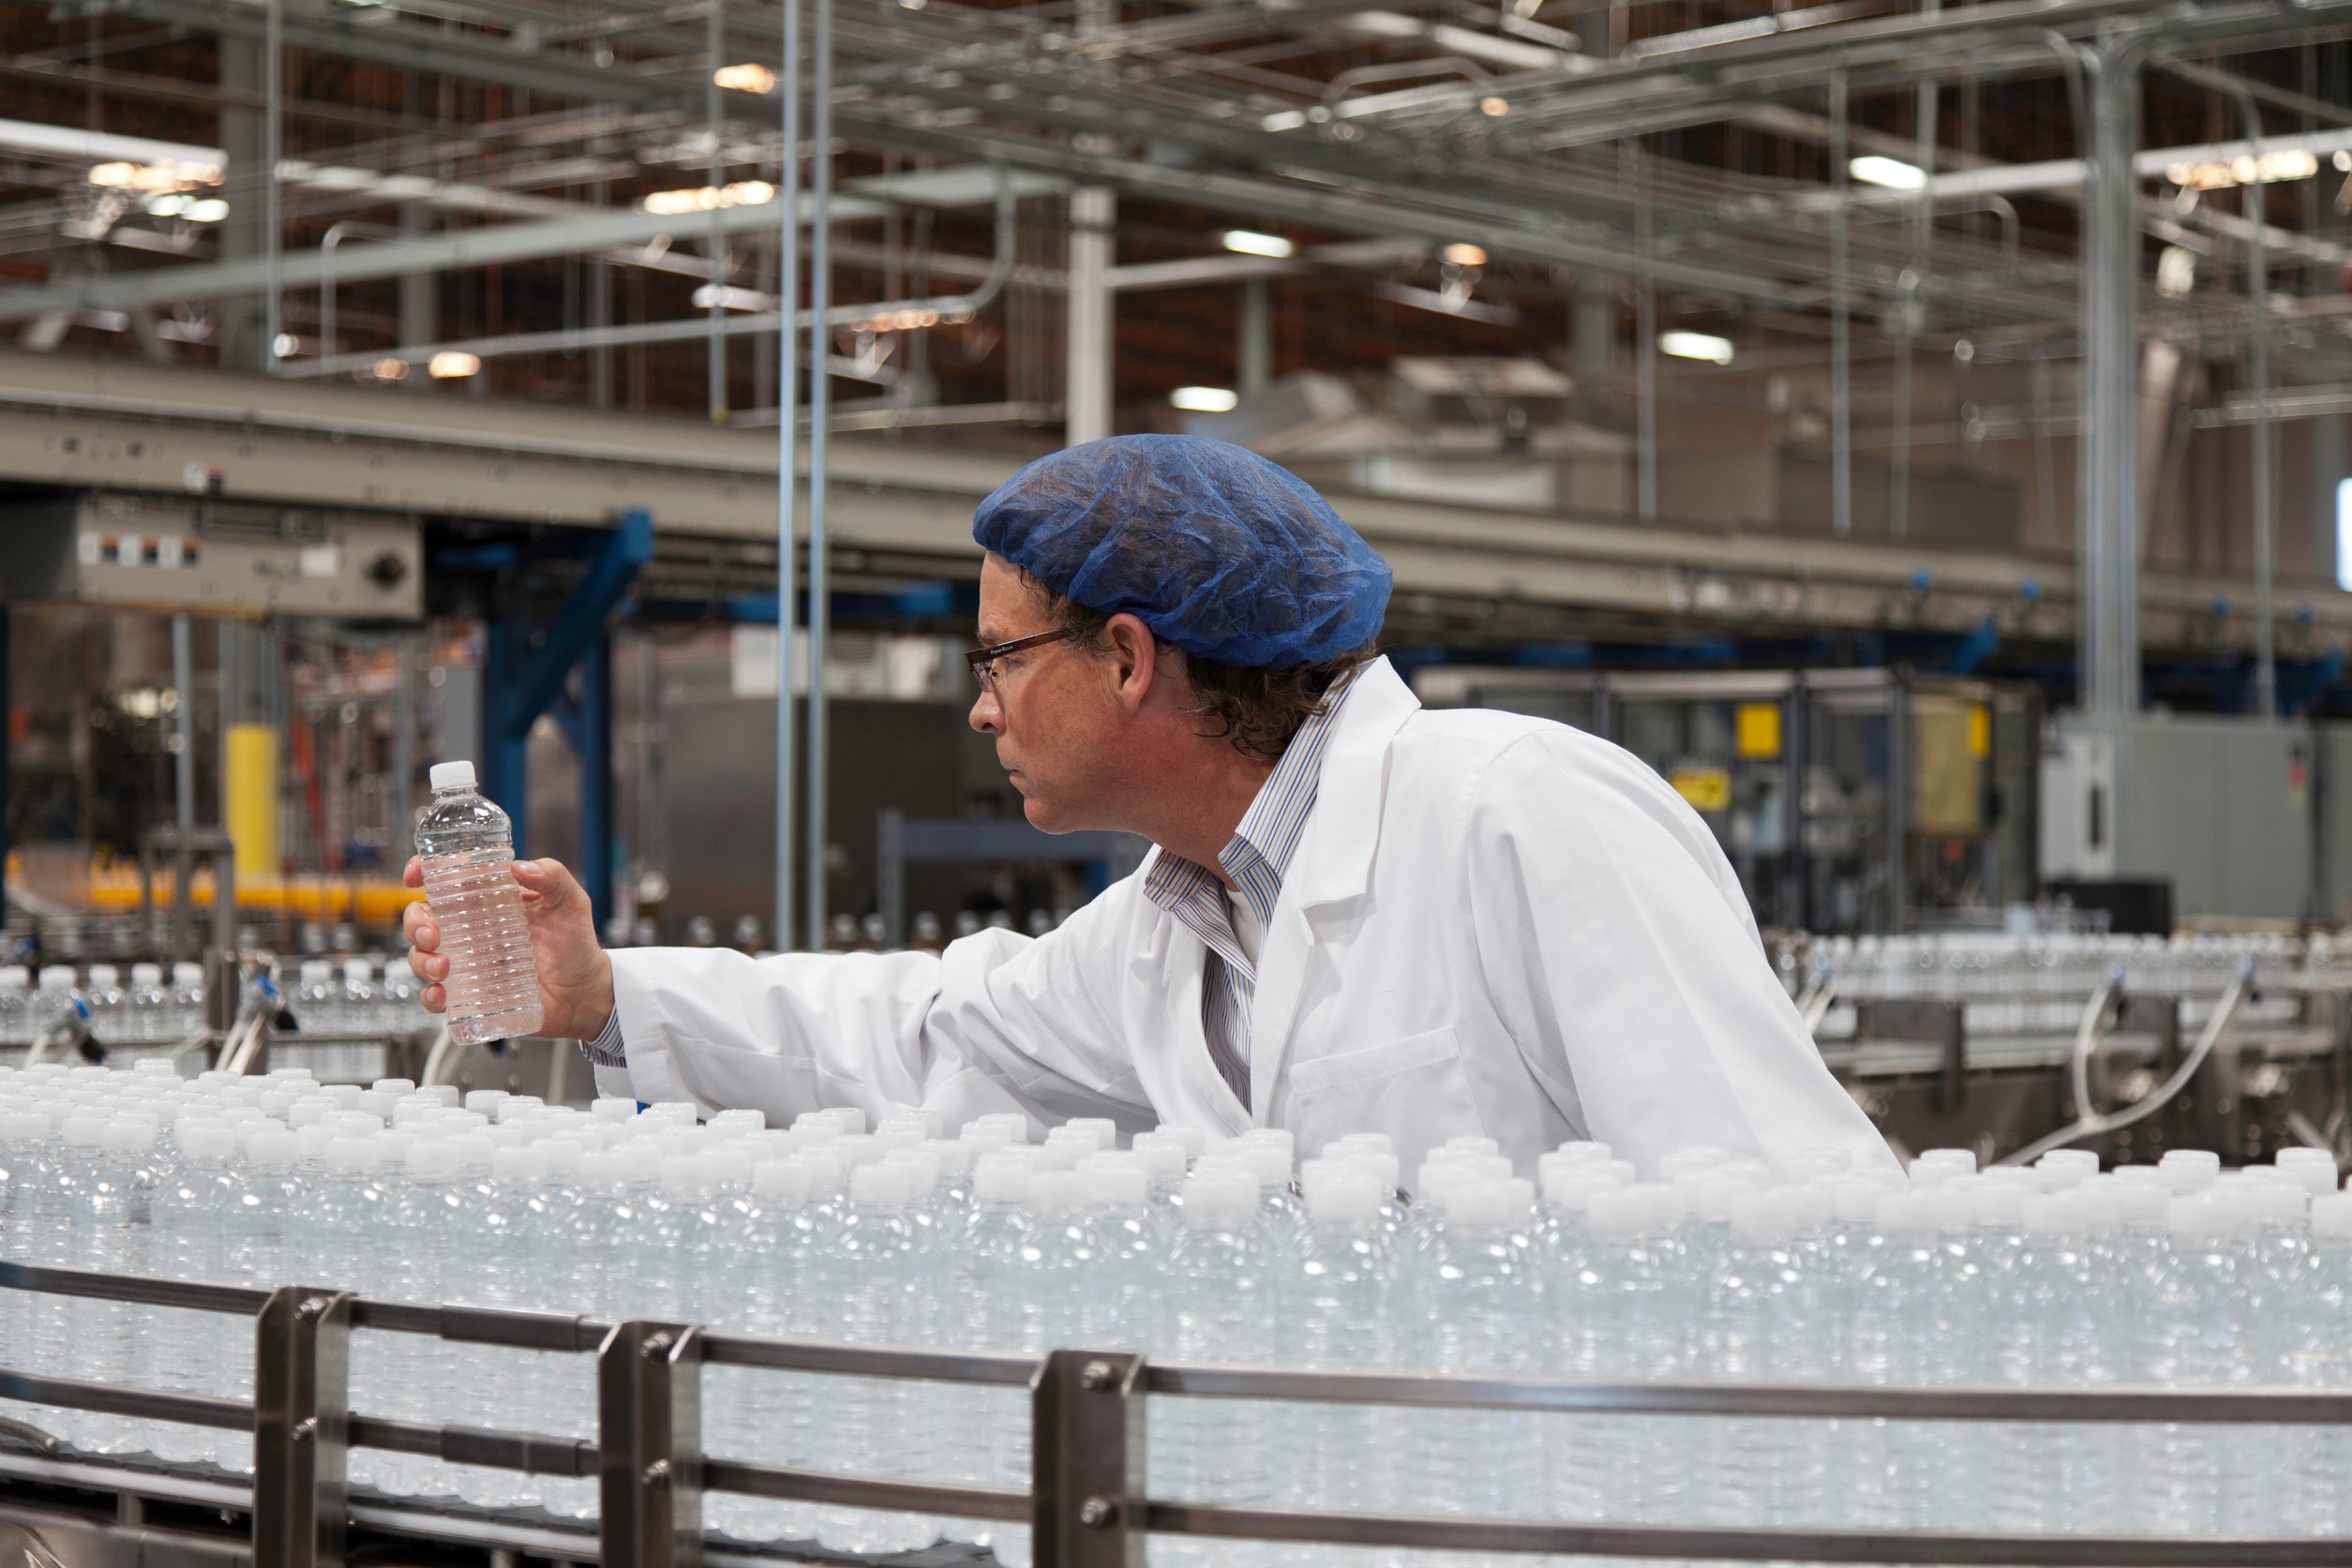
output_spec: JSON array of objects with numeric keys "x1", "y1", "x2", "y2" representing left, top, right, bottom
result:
[
  {"x1": 2281, "y1": 1193, "x2": 2352, "y2": 1533},
  {"x1": 1845, "y1": 1191, "x2": 1969, "y2": 1531},
  {"x1": 414, "y1": 761, "x2": 543, "y2": 1046},
  {"x1": 126, "y1": 964, "x2": 170, "y2": 1044},
  {"x1": 1278, "y1": 1165, "x2": 1397, "y2": 1537},
  {"x1": 170, "y1": 963, "x2": 206, "y2": 1038},
  {"x1": 0, "y1": 966, "x2": 29, "y2": 1045},
  {"x1": 1985, "y1": 1191, "x2": 2119, "y2": 1533},
  {"x1": 2142, "y1": 1195, "x2": 2261, "y2": 1536},
  {"x1": 1418, "y1": 1177, "x2": 1544, "y2": 1534},
  {"x1": 1153, "y1": 1170, "x2": 1273, "y2": 1568},
  {"x1": 817, "y1": 1161, "x2": 935, "y2": 1556},
  {"x1": 71, "y1": 1120, "x2": 158, "y2": 1454},
  {"x1": 148, "y1": 1120, "x2": 244, "y2": 1466},
  {"x1": 82, "y1": 965, "x2": 125, "y2": 1044}
]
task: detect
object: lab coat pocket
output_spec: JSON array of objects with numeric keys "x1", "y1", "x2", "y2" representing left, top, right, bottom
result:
[{"x1": 1282, "y1": 1024, "x2": 1480, "y2": 1150}]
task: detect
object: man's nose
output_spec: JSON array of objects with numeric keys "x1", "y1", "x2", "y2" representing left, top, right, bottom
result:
[{"x1": 968, "y1": 687, "x2": 1003, "y2": 735}]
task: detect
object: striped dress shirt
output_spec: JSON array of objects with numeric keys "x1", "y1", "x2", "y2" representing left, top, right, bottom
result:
[
  {"x1": 1138, "y1": 678, "x2": 1351, "y2": 1105},
  {"x1": 579, "y1": 677, "x2": 1355, "y2": 1090}
]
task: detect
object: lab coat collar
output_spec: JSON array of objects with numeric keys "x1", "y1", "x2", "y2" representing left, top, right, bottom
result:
[{"x1": 1285, "y1": 655, "x2": 1419, "y2": 910}]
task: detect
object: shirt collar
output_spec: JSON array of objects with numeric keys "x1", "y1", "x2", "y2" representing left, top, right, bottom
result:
[{"x1": 1141, "y1": 673, "x2": 1356, "y2": 925}]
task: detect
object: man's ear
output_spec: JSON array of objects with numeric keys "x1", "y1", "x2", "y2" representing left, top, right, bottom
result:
[{"x1": 1103, "y1": 614, "x2": 1159, "y2": 712}]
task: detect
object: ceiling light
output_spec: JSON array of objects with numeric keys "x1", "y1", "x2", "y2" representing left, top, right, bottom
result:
[
  {"x1": 1221, "y1": 230, "x2": 1293, "y2": 259},
  {"x1": 271, "y1": 333, "x2": 299, "y2": 359},
  {"x1": 89, "y1": 158, "x2": 222, "y2": 194},
  {"x1": 1850, "y1": 155, "x2": 1927, "y2": 190},
  {"x1": 2165, "y1": 148, "x2": 2318, "y2": 191},
  {"x1": 1171, "y1": 386, "x2": 1239, "y2": 412},
  {"x1": 712, "y1": 63, "x2": 775, "y2": 93},
  {"x1": 427, "y1": 351, "x2": 482, "y2": 380},
  {"x1": 2156, "y1": 245, "x2": 2197, "y2": 299},
  {"x1": 641, "y1": 180, "x2": 775, "y2": 216},
  {"x1": 1659, "y1": 330, "x2": 1735, "y2": 365},
  {"x1": 143, "y1": 193, "x2": 188, "y2": 217},
  {"x1": 371, "y1": 358, "x2": 409, "y2": 381},
  {"x1": 1479, "y1": 97, "x2": 1511, "y2": 118},
  {"x1": 180, "y1": 198, "x2": 231, "y2": 223},
  {"x1": 692, "y1": 284, "x2": 772, "y2": 311},
  {"x1": 1441, "y1": 243, "x2": 1487, "y2": 267},
  {"x1": 2337, "y1": 150, "x2": 2352, "y2": 172}
]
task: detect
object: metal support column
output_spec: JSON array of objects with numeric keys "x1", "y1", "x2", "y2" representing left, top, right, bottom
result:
[
  {"x1": 172, "y1": 612, "x2": 196, "y2": 836},
  {"x1": 774, "y1": 0, "x2": 801, "y2": 951},
  {"x1": 803, "y1": 0, "x2": 834, "y2": 950},
  {"x1": 1630, "y1": 140, "x2": 1657, "y2": 523},
  {"x1": 0, "y1": 607, "x2": 8, "y2": 920},
  {"x1": 1237, "y1": 275, "x2": 1270, "y2": 396},
  {"x1": 1067, "y1": 186, "x2": 1116, "y2": 446},
  {"x1": 1032, "y1": 1351, "x2": 1146, "y2": 1568},
  {"x1": 599, "y1": 1322, "x2": 703, "y2": 1568},
  {"x1": 2081, "y1": 40, "x2": 2143, "y2": 722},
  {"x1": 477, "y1": 513, "x2": 653, "y2": 929},
  {"x1": 251, "y1": 1287, "x2": 352, "y2": 1568},
  {"x1": 1830, "y1": 72, "x2": 1853, "y2": 540}
]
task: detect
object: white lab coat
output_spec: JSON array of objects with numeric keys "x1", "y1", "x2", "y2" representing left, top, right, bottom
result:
[{"x1": 600, "y1": 657, "x2": 1895, "y2": 1178}]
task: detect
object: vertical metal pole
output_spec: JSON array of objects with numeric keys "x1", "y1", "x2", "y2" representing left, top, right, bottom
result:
[
  {"x1": 251, "y1": 1288, "x2": 351, "y2": 1568},
  {"x1": 1830, "y1": 72, "x2": 1853, "y2": 539},
  {"x1": 579, "y1": 635, "x2": 614, "y2": 931},
  {"x1": 774, "y1": 0, "x2": 800, "y2": 951},
  {"x1": 2237, "y1": 94, "x2": 2278, "y2": 718},
  {"x1": 2083, "y1": 42, "x2": 2142, "y2": 722},
  {"x1": 1890, "y1": 6, "x2": 1939, "y2": 542},
  {"x1": 263, "y1": 0, "x2": 283, "y2": 372},
  {"x1": 1237, "y1": 274, "x2": 1270, "y2": 396},
  {"x1": 0, "y1": 608, "x2": 9, "y2": 918},
  {"x1": 803, "y1": 0, "x2": 832, "y2": 948},
  {"x1": 1067, "y1": 187, "x2": 1116, "y2": 445},
  {"x1": 1032, "y1": 1351, "x2": 1146, "y2": 1568},
  {"x1": 172, "y1": 612, "x2": 195, "y2": 834},
  {"x1": 706, "y1": 0, "x2": 728, "y2": 425},
  {"x1": 392, "y1": 637, "x2": 415, "y2": 865},
  {"x1": 1631, "y1": 139, "x2": 1657, "y2": 523},
  {"x1": 598, "y1": 1322, "x2": 702, "y2": 1568}
]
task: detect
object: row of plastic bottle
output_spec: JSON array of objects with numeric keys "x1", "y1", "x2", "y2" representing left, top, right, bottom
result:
[
  {"x1": 1797, "y1": 930, "x2": 2310, "y2": 1002},
  {"x1": 10, "y1": 1062, "x2": 2352, "y2": 1558},
  {"x1": 0, "y1": 959, "x2": 431, "y2": 1051}
]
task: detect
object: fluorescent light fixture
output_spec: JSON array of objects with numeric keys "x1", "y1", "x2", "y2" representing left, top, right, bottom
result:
[
  {"x1": 1221, "y1": 229, "x2": 1293, "y2": 259},
  {"x1": 1659, "y1": 330, "x2": 1735, "y2": 365},
  {"x1": 1441, "y1": 242, "x2": 1488, "y2": 267},
  {"x1": 1171, "y1": 386, "x2": 1239, "y2": 412},
  {"x1": 180, "y1": 198, "x2": 230, "y2": 223},
  {"x1": 89, "y1": 158, "x2": 221, "y2": 194},
  {"x1": 428, "y1": 351, "x2": 482, "y2": 380},
  {"x1": 2155, "y1": 245, "x2": 2197, "y2": 299},
  {"x1": 2338, "y1": 150, "x2": 2352, "y2": 172},
  {"x1": 144, "y1": 193, "x2": 188, "y2": 217},
  {"x1": 1479, "y1": 97, "x2": 1511, "y2": 117},
  {"x1": 1850, "y1": 155, "x2": 1927, "y2": 190},
  {"x1": 2338, "y1": 478, "x2": 2352, "y2": 592},
  {"x1": 271, "y1": 333, "x2": 299, "y2": 359},
  {"x1": 641, "y1": 180, "x2": 775, "y2": 216},
  {"x1": 1261, "y1": 109, "x2": 1309, "y2": 132},
  {"x1": 2165, "y1": 148, "x2": 2319, "y2": 191},
  {"x1": 712, "y1": 63, "x2": 775, "y2": 93},
  {"x1": 692, "y1": 284, "x2": 770, "y2": 311},
  {"x1": 371, "y1": 358, "x2": 409, "y2": 381}
]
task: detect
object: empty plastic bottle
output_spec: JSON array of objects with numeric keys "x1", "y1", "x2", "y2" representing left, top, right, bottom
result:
[{"x1": 414, "y1": 761, "x2": 543, "y2": 1046}]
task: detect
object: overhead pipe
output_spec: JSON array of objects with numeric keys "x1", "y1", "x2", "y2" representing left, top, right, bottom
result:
[
  {"x1": 276, "y1": 172, "x2": 1019, "y2": 381},
  {"x1": 708, "y1": 0, "x2": 728, "y2": 423},
  {"x1": 1830, "y1": 70, "x2": 1853, "y2": 540},
  {"x1": 1889, "y1": 0, "x2": 1940, "y2": 544}
]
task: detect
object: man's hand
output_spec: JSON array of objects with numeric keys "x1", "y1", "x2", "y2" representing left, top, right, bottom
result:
[{"x1": 403, "y1": 857, "x2": 617, "y2": 1041}]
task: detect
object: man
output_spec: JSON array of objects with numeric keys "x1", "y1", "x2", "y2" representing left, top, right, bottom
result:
[{"x1": 406, "y1": 434, "x2": 1892, "y2": 1175}]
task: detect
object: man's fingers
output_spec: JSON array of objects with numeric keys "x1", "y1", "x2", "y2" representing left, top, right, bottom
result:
[
  {"x1": 408, "y1": 945, "x2": 447, "y2": 983},
  {"x1": 513, "y1": 858, "x2": 580, "y2": 909},
  {"x1": 420, "y1": 981, "x2": 446, "y2": 1015},
  {"x1": 402, "y1": 856, "x2": 424, "y2": 889}
]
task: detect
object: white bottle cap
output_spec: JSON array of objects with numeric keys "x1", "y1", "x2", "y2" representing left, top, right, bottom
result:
[
  {"x1": 1046, "y1": 1122, "x2": 1109, "y2": 1152},
  {"x1": 172, "y1": 962, "x2": 204, "y2": 985},
  {"x1": 286, "y1": 1099, "x2": 333, "y2": 1130},
  {"x1": 245, "y1": 1128, "x2": 298, "y2": 1170},
  {"x1": 1180, "y1": 1170, "x2": 1257, "y2": 1221},
  {"x1": 429, "y1": 760, "x2": 477, "y2": 791},
  {"x1": 1127, "y1": 1132, "x2": 1189, "y2": 1183},
  {"x1": 1332, "y1": 1131, "x2": 1397, "y2": 1157},
  {"x1": 1876, "y1": 1191, "x2": 1943, "y2": 1232},
  {"x1": 86, "y1": 964, "x2": 118, "y2": 987},
  {"x1": 712, "y1": 1107, "x2": 769, "y2": 1134},
  {"x1": 1306, "y1": 1168, "x2": 1380, "y2": 1222},
  {"x1": 972, "y1": 1156, "x2": 1039, "y2": 1204},
  {"x1": 2021, "y1": 1193, "x2": 2077, "y2": 1236},
  {"x1": 101, "y1": 1120, "x2": 156, "y2": 1155},
  {"x1": 1657, "y1": 1145, "x2": 1731, "y2": 1179},
  {"x1": 343, "y1": 959, "x2": 374, "y2": 983},
  {"x1": 1157, "y1": 1124, "x2": 1207, "y2": 1157},
  {"x1": 2247, "y1": 1183, "x2": 2309, "y2": 1227},
  {"x1": 1968, "y1": 1186, "x2": 2028, "y2": 1229},
  {"x1": 373, "y1": 1078, "x2": 418, "y2": 1096},
  {"x1": 1083, "y1": 1161, "x2": 1150, "y2": 1209},
  {"x1": 592, "y1": 1098, "x2": 639, "y2": 1123},
  {"x1": 1914, "y1": 1147, "x2": 1979, "y2": 1175},
  {"x1": 921, "y1": 1138, "x2": 974, "y2": 1176},
  {"x1": 0, "y1": 966, "x2": 25, "y2": 991},
  {"x1": 1551, "y1": 1139, "x2": 1612, "y2": 1164},
  {"x1": 37, "y1": 965, "x2": 75, "y2": 991},
  {"x1": 2310, "y1": 1193, "x2": 2352, "y2": 1239},
  {"x1": 2161, "y1": 1148, "x2": 2223, "y2": 1173},
  {"x1": 1584, "y1": 1187, "x2": 1648, "y2": 1236},
  {"x1": 130, "y1": 963, "x2": 163, "y2": 987},
  {"x1": 850, "y1": 1162, "x2": 910, "y2": 1206}
]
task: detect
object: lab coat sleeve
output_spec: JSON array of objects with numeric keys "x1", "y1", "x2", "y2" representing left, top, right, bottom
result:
[
  {"x1": 600, "y1": 880, "x2": 1157, "y2": 1136},
  {"x1": 1463, "y1": 730, "x2": 1897, "y2": 1176}
]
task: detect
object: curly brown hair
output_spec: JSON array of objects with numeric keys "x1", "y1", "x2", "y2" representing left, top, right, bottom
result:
[{"x1": 1023, "y1": 574, "x2": 1377, "y2": 763}]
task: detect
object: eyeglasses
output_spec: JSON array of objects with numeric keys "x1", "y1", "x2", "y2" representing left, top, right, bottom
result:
[{"x1": 966, "y1": 627, "x2": 1078, "y2": 695}]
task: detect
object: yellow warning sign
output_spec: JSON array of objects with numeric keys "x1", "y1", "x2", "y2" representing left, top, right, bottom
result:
[
  {"x1": 1670, "y1": 767, "x2": 1732, "y2": 813},
  {"x1": 1967, "y1": 703, "x2": 1991, "y2": 759},
  {"x1": 1735, "y1": 702, "x2": 1783, "y2": 760}
]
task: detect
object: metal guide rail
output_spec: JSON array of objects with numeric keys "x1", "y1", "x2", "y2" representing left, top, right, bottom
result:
[{"x1": 7, "y1": 1262, "x2": 2352, "y2": 1568}]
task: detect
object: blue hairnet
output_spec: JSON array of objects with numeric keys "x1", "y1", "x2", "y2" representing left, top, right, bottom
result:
[{"x1": 970, "y1": 434, "x2": 1392, "y2": 668}]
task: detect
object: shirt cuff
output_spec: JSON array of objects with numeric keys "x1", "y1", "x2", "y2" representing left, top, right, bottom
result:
[{"x1": 579, "y1": 1008, "x2": 628, "y2": 1068}]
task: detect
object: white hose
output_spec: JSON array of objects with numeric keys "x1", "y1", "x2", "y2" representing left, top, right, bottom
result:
[
  {"x1": 2001, "y1": 957, "x2": 2254, "y2": 1168},
  {"x1": 418, "y1": 1024, "x2": 459, "y2": 1089}
]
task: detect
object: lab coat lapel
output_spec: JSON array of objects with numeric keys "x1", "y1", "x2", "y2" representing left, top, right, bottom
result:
[{"x1": 1246, "y1": 658, "x2": 1421, "y2": 1124}]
